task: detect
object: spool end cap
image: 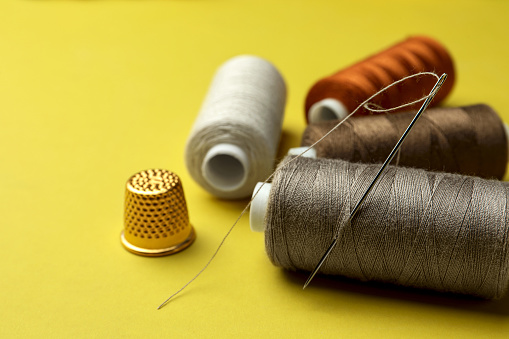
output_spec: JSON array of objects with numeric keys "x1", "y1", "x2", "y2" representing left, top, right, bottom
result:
[
  {"x1": 287, "y1": 147, "x2": 317, "y2": 158},
  {"x1": 308, "y1": 98, "x2": 349, "y2": 123},
  {"x1": 250, "y1": 182, "x2": 272, "y2": 232}
]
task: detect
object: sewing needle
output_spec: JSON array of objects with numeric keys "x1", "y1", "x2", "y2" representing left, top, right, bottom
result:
[{"x1": 303, "y1": 73, "x2": 448, "y2": 289}]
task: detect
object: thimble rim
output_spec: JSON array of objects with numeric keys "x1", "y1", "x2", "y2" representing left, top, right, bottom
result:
[{"x1": 120, "y1": 226, "x2": 196, "y2": 257}]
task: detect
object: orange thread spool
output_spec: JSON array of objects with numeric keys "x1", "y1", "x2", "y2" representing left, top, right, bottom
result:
[{"x1": 305, "y1": 36, "x2": 455, "y2": 123}]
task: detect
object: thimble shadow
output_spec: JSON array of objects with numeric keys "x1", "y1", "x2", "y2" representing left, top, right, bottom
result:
[{"x1": 281, "y1": 269, "x2": 509, "y2": 316}]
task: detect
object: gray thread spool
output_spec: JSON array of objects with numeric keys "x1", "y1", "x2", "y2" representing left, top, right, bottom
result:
[
  {"x1": 250, "y1": 156, "x2": 509, "y2": 299},
  {"x1": 185, "y1": 55, "x2": 286, "y2": 199}
]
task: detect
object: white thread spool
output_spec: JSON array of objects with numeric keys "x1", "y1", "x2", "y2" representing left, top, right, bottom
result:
[{"x1": 185, "y1": 56, "x2": 287, "y2": 199}]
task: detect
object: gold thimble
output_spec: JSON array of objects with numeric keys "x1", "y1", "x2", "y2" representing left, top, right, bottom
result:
[{"x1": 121, "y1": 169, "x2": 196, "y2": 256}]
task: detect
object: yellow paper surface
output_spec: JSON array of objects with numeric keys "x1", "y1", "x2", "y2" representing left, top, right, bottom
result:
[{"x1": 1, "y1": 0, "x2": 509, "y2": 337}]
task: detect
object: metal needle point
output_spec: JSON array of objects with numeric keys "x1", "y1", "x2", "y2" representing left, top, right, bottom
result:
[{"x1": 303, "y1": 73, "x2": 448, "y2": 290}]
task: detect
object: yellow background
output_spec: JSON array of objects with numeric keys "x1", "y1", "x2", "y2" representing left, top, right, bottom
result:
[{"x1": 1, "y1": 0, "x2": 509, "y2": 337}]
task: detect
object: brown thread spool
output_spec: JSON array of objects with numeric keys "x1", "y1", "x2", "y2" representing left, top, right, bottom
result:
[
  {"x1": 251, "y1": 156, "x2": 509, "y2": 299},
  {"x1": 305, "y1": 36, "x2": 455, "y2": 123},
  {"x1": 299, "y1": 104, "x2": 508, "y2": 180}
]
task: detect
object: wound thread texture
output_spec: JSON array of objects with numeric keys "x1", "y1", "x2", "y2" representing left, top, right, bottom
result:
[
  {"x1": 265, "y1": 156, "x2": 509, "y2": 299},
  {"x1": 305, "y1": 36, "x2": 455, "y2": 122},
  {"x1": 301, "y1": 104, "x2": 508, "y2": 179},
  {"x1": 185, "y1": 55, "x2": 286, "y2": 199}
]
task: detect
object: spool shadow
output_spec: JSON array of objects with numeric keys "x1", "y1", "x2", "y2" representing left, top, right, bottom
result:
[
  {"x1": 207, "y1": 195, "x2": 251, "y2": 209},
  {"x1": 276, "y1": 128, "x2": 302, "y2": 161},
  {"x1": 281, "y1": 269, "x2": 509, "y2": 316}
]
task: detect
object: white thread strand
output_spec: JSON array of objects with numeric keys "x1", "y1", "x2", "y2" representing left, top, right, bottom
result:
[{"x1": 185, "y1": 55, "x2": 286, "y2": 199}]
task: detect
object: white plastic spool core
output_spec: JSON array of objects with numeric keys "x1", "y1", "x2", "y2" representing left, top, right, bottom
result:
[
  {"x1": 308, "y1": 98, "x2": 349, "y2": 123},
  {"x1": 287, "y1": 147, "x2": 317, "y2": 158},
  {"x1": 202, "y1": 143, "x2": 249, "y2": 192},
  {"x1": 250, "y1": 182, "x2": 272, "y2": 232},
  {"x1": 250, "y1": 147, "x2": 318, "y2": 232}
]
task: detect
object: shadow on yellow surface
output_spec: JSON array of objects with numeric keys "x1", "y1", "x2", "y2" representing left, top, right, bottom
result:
[{"x1": 283, "y1": 269, "x2": 509, "y2": 316}]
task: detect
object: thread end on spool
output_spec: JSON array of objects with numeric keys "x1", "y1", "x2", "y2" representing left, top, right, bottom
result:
[
  {"x1": 308, "y1": 98, "x2": 349, "y2": 123},
  {"x1": 250, "y1": 182, "x2": 272, "y2": 232},
  {"x1": 202, "y1": 143, "x2": 249, "y2": 193}
]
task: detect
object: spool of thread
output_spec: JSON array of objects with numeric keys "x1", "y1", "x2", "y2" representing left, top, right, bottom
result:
[
  {"x1": 305, "y1": 36, "x2": 455, "y2": 123},
  {"x1": 185, "y1": 55, "x2": 286, "y2": 199},
  {"x1": 250, "y1": 156, "x2": 509, "y2": 299},
  {"x1": 296, "y1": 104, "x2": 509, "y2": 180}
]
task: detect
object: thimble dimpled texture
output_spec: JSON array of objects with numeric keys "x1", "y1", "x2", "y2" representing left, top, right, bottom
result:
[{"x1": 122, "y1": 169, "x2": 195, "y2": 256}]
